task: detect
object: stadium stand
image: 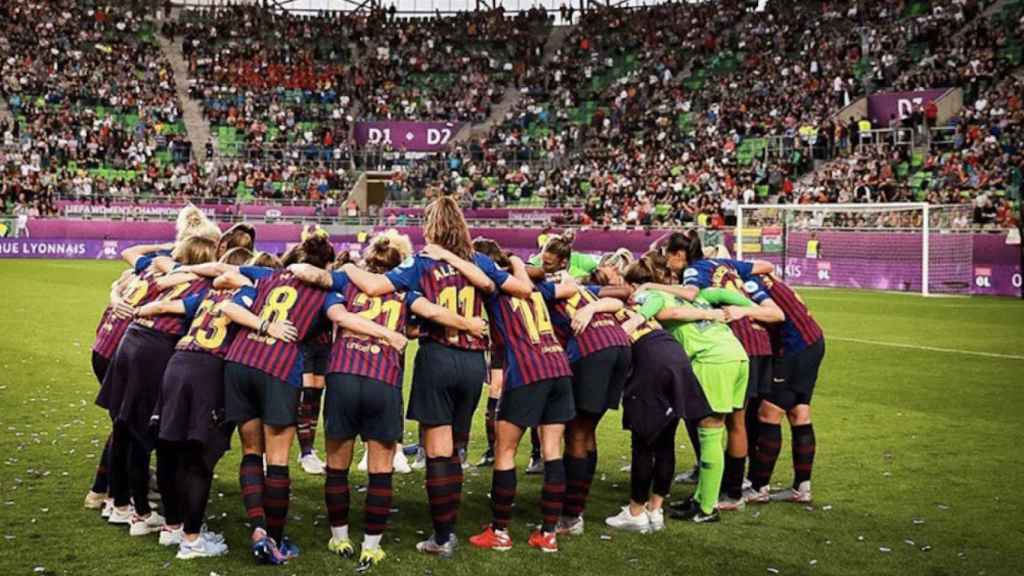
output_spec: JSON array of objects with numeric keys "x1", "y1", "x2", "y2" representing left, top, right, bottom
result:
[{"x1": 1, "y1": 0, "x2": 1021, "y2": 229}]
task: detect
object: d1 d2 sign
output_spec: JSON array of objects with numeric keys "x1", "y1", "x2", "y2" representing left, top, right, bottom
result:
[{"x1": 354, "y1": 121, "x2": 463, "y2": 152}]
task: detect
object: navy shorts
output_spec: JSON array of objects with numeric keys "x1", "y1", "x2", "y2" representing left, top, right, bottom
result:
[
  {"x1": 325, "y1": 373, "x2": 404, "y2": 442},
  {"x1": 571, "y1": 345, "x2": 632, "y2": 416},
  {"x1": 768, "y1": 338, "x2": 825, "y2": 410},
  {"x1": 407, "y1": 339, "x2": 486, "y2": 436},
  {"x1": 747, "y1": 355, "x2": 774, "y2": 400},
  {"x1": 498, "y1": 377, "x2": 576, "y2": 429},
  {"x1": 302, "y1": 341, "x2": 330, "y2": 376},
  {"x1": 224, "y1": 362, "x2": 300, "y2": 428}
]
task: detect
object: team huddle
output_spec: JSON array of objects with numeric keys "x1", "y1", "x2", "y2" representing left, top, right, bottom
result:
[{"x1": 82, "y1": 198, "x2": 825, "y2": 571}]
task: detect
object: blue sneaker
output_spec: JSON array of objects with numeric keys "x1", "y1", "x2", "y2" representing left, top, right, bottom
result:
[
  {"x1": 279, "y1": 537, "x2": 301, "y2": 560},
  {"x1": 252, "y1": 536, "x2": 286, "y2": 565}
]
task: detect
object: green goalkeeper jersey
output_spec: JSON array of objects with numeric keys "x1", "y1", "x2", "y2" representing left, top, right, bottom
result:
[
  {"x1": 635, "y1": 288, "x2": 750, "y2": 364},
  {"x1": 528, "y1": 252, "x2": 600, "y2": 280}
]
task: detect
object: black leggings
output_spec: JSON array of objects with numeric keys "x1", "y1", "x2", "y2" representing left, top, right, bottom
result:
[
  {"x1": 108, "y1": 422, "x2": 152, "y2": 515},
  {"x1": 158, "y1": 441, "x2": 216, "y2": 534},
  {"x1": 630, "y1": 419, "x2": 679, "y2": 504}
]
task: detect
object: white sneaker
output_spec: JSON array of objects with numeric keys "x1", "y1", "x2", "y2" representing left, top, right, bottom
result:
[
  {"x1": 605, "y1": 506, "x2": 651, "y2": 533},
  {"x1": 101, "y1": 499, "x2": 114, "y2": 519},
  {"x1": 300, "y1": 452, "x2": 326, "y2": 475},
  {"x1": 199, "y1": 527, "x2": 225, "y2": 545},
  {"x1": 84, "y1": 490, "x2": 106, "y2": 509},
  {"x1": 357, "y1": 449, "x2": 369, "y2": 472},
  {"x1": 674, "y1": 465, "x2": 699, "y2": 484},
  {"x1": 411, "y1": 448, "x2": 427, "y2": 471},
  {"x1": 742, "y1": 478, "x2": 752, "y2": 491},
  {"x1": 770, "y1": 481, "x2": 812, "y2": 503},
  {"x1": 108, "y1": 505, "x2": 133, "y2": 525},
  {"x1": 159, "y1": 526, "x2": 184, "y2": 546},
  {"x1": 745, "y1": 486, "x2": 771, "y2": 504},
  {"x1": 393, "y1": 449, "x2": 412, "y2": 474},
  {"x1": 176, "y1": 534, "x2": 229, "y2": 559},
  {"x1": 129, "y1": 511, "x2": 166, "y2": 536},
  {"x1": 718, "y1": 494, "x2": 747, "y2": 511},
  {"x1": 555, "y1": 515, "x2": 584, "y2": 536},
  {"x1": 646, "y1": 507, "x2": 665, "y2": 532}
]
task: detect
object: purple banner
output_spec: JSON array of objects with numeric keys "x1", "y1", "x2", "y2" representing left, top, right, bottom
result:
[
  {"x1": 57, "y1": 201, "x2": 321, "y2": 218},
  {"x1": 741, "y1": 230, "x2": 1020, "y2": 297},
  {"x1": 28, "y1": 219, "x2": 309, "y2": 242},
  {"x1": 353, "y1": 121, "x2": 462, "y2": 152},
  {"x1": 867, "y1": 89, "x2": 947, "y2": 124},
  {"x1": 5, "y1": 226, "x2": 1020, "y2": 298}
]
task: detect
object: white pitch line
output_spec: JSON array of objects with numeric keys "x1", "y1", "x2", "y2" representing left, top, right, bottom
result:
[{"x1": 831, "y1": 336, "x2": 1024, "y2": 361}]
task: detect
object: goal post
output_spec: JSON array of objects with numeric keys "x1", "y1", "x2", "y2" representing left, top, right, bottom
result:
[{"x1": 735, "y1": 203, "x2": 974, "y2": 296}]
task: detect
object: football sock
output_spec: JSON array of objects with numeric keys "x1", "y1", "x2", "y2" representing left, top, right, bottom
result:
[
  {"x1": 363, "y1": 533, "x2": 383, "y2": 550},
  {"x1": 490, "y1": 468, "x2": 516, "y2": 531},
  {"x1": 239, "y1": 454, "x2": 266, "y2": 530},
  {"x1": 791, "y1": 423, "x2": 816, "y2": 487},
  {"x1": 723, "y1": 455, "x2": 746, "y2": 500},
  {"x1": 578, "y1": 449, "x2": 597, "y2": 513},
  {"x1": 324, "y1": 466, "x2": 350, "y2": 531},
  {"x1": 749, "y1": 422, "x2": 782, "y2": 490},
  {"x1": 530, "y1": 427, "x2": 541, "y2": 459},
  {"x1": 695, "y1": 427, "x2": 725, "y2": 515},
  {"x1": 425, "y1": 456, "x2": 458, "y2": 544},
  {"x1": 541, "y1": 459, "x2": 566, "y2": 533},
  {"x1": 562, "y1": 455, "x2": 588, "y2": 518},
  {"x1": 745, "y1": 399, "x2": 762, "y2": 457},
  {"x1": 365, "y1": 472, "x2": 393, "y2": 536},
  {"x1": 450, "y1": 453, "x2": 464, "y2": 523},
  {"x1": 264, "y1": 465, "x2": 291, "y2": 543},
  {"x1": 297, "y1": 388, "x2": 322, "y2": 457}
]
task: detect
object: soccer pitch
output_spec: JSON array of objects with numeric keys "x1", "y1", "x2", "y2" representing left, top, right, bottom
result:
[{"x1": 1, "y1": 260, "x2": 1022, "y2": 576}]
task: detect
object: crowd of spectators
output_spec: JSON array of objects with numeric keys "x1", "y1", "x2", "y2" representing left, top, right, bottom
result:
[
  {"x1": 0, "y1": 0, "x2": 193, "y2": 217},
  {"x1": 2, "y1": 0, "x2": 1021, "y2": 230}
]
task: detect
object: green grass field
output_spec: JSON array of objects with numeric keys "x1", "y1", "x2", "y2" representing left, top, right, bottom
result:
[{"x1": 1, "y1": 260, "x2": 1022, "y2": 576}]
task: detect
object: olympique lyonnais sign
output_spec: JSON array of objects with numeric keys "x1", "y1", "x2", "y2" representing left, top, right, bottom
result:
[
  {"x1": 866, "y1": 89, "x2": 947, "y2": 124},
  {"x1": 353, "y1": 121, "x2": 463, "y2": 152}
]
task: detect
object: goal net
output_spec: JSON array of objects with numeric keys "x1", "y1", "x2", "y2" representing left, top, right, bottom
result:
[{"x1": 735, "y1": 203, "x2": 974, "y2": 296}]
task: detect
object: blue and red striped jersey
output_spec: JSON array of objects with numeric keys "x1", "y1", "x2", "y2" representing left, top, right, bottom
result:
[
  {"x1": 324, "y1": 283, "x2": 419, "y2": 387},
  {"x1": 684, "y1": 258, "x2": 772, "y2": 357},
  {"x1": 742, "y1": 275, "x2": 823, "y2": 355},
  {"x1": 135, "y1": 277, "x2": 210, "y2": 336},
  {"x1": 92, "y1": 269, "x2": 159, "y2": 359},
  {"x1": 385, "y1": 252, "x2": 509, "y2": 351},
  {"x1": 484, "y1": 282, "x2": 571, "y2": 389},
  {"x1": 539, "y1": 282, "x2": 630, "y2": 363},
  {"x1": 225, "y1": 269, "x2": 329, "y2": 386},
  {"x1": 176, "y1": 288, "x2": 245, "y2": 358}
]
